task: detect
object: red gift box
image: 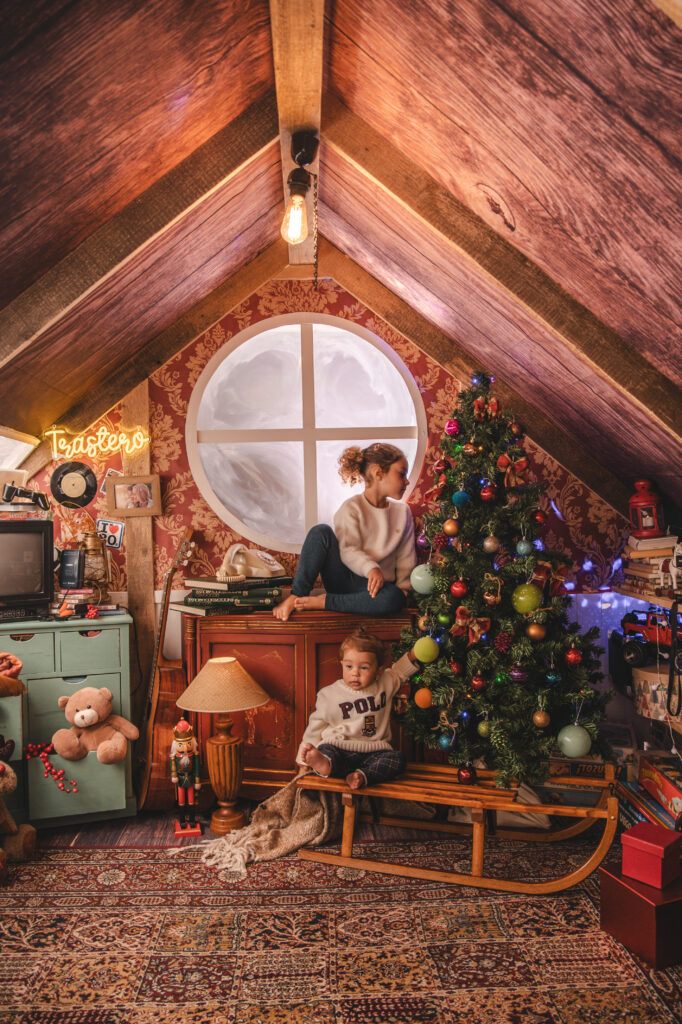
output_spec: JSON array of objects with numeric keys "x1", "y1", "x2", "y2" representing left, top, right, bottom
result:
[
  {"x1": 621, "y1": 821, "x2": 682, "y2": 889},
  {"x1": 600, "y1": 865, "x2": 682, "y2": 968}
]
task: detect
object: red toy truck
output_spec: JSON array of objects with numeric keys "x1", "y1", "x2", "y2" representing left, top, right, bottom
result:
[{"x1": 620, "y1": 608, "x2": 682, "y2": 668}]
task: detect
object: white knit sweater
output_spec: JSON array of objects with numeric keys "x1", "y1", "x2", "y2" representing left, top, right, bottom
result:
[
  {"x1": 333, "y1": 494, "x2": 416, "y2": 591},
  {"x1": 296, "y1": 652, "x2": 417, "y2": 763}
]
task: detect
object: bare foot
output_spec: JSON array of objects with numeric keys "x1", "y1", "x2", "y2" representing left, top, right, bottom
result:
[
  {"x1": 302, "y1": 744, "x2": 331, "y2": 776},
  {"x1": 294, "y1": 594, "x2": 326, "y2": 611},
  {"x1": 273, "y1": 594, "x2": 298, "y2": 621},
  {"x1": 346, "y1": 770, "x2": 366, "y2": 790}
]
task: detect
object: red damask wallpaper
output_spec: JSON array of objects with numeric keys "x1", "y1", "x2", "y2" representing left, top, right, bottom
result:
[{"x1": 36, "y1": 280, "x2": 628, "y2": 593}]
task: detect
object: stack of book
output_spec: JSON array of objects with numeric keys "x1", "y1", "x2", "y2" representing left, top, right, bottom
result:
[
  {"x1": 171, "y1": 575, "x2": 294, "y2": 616},
  {"x1": 620, "y1": 533, "x2": 678, "y2": 602},
  {"x1": 50, "y1": 588, "x2": 122, "y2": 617},
  {"x1": 616, "y1": 751, "x2": 682, "y2": 832}
]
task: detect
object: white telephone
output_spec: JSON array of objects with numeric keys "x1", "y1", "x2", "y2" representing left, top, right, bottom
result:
[{"x1": 219, "y1": 543, "x2": 287, "y2": 578}]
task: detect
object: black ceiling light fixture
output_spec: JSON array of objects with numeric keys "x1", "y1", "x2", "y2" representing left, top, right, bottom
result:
[{"x1": 280, "y1": 130, "x2": 319, "y2": 245}]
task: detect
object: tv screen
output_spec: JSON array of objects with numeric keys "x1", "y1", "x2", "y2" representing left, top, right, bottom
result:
[{"x1": 0, "y1": 519, "x2": 53, "y2": 615}]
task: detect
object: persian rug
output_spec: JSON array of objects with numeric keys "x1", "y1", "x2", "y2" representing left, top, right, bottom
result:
[{"x1": 1, "y1": 834, "x2": 681, "y2": 1024}]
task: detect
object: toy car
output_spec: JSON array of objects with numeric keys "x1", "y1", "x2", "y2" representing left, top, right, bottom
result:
[{"x1": 620, "y1": 607, "x2": 682, "y2": 668}]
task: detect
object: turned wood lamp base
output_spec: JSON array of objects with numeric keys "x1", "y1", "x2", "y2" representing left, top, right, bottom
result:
[{"x1": 205, "y1": 714, "x2": 245, "y2": 835}]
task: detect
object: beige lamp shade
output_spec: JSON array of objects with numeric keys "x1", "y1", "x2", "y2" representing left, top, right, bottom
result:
[{"x1": 177, "y1": 656, "x2": 270, "y2": 714}]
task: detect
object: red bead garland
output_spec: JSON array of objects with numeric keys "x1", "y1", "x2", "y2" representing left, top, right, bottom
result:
[{"x1": 24, "y1": 743, "x2": 79, "y2": 793}]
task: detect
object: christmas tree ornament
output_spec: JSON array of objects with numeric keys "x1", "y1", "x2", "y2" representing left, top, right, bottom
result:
[
  {"x1": 442, "y1": 517, "x2": 460, "y2": 536},
  {"x1": 515, "y1": 537, "x2": 533, "y2": 556},
  {"x1": 564, "y1": 647, "x2": 583, "y2": 666},
  {"x1": 457, "y1": 763, "x2": 477, "y2": 784},
  {"x1": 433, "y1": 457, "x2": 451, "y2": 474},
  {"x1": 392, "y1": 694, "x2": 408, "y2": 716},
  {"x1": 494, "y1": 631, "x2": 512, "y2": 652},
  {"x1": 511, "y1": 583, "x2": 543, "y2": 613},
  {"x1": 410, "y1": 564, "x2": 436, "y2": 594},
  {"x1": 414, "y1": 636, "x2": 439, "y2": 663},
  {"x1": 438, "y1": 732, "x2": 454, "y2": 750},
  {"x1": 444, "y1": 418, "x2": 461, "y2": 436},
  {"x1": 557, "y1": 723, "x2": 592, "y2": 758},
  {"x1": 526, "y1": 622, "x2": 546, "y2": 641},
  {"x1": 480, "y1": 483, "x2": 497, "y2": 502},
  {"x1": 414, "y1": 687, "x2": 433, "y2": 709},
  {"x1": 509, "y1": 421, "x2": 522, "y2": 438},
  {"x1": 477, "y1": 719, "x2": 491, "y2": 738},
  {"x1": 437, "y1": 611, "x2": 453, "y2": 627},
  {"x1": 533, "y1": 709, "x2": 550, "y2": 728},
  {"x1": 417, "y1": 532, "x2": 430, "y2": 549},
  {"x1": 532, "y1": 509, "x2": 547, "y2": 525},
  {"x1": 432, "y1": 532, "x2": 449, "y2": 551},
  {"x1": 546, "y1": 670, "x2": 563, "y2": 685},
  {"x1": 509, "y1": 663, "x2": 529, "y2": 682},
  {"x1": 482, "y1": 573, "x2": 502, "y2": 606},
  {"x1": 417, "y1": 614, "x2": 430, "y2": 632},
  {"x1": 449, "y1": 579, "x2": 468, "y2": 598},
  {"x1": 483, "y1": 534, "x2": 500, "y2": 553},
  {"x1": 470, "y1": 674, "x2": 487, "y2": 692},
  {"x1": 449, "y1": 659, "x2": 463, "y2": 675},
  {"x1": 451, "y1": 489, "x2": 470, "y2": 508}
]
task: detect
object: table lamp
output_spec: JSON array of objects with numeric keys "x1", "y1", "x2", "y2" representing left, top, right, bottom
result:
[{"x1": 176, "y1": 656, "x2": 270, "y2": 835}]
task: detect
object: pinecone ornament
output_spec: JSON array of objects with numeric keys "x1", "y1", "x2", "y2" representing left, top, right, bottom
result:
[
  {"x1": 494, "y1": 631, "x2": 513, "y2": 653},
  {"x1": 432, "y1": 532, "x2": 449, "y2": 551}
]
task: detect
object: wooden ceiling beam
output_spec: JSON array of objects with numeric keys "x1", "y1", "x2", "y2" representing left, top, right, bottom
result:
[
  {"x1": 318, "y1": 237, "x2": 631, "y2": 516},
  {"x1": 0, "y1": 91, "x2": 279, "y2": 372},
  {"x1": 269, "y1": 0, "x2": 324, "y2": 265},
  {"x1": 321, "y1": 93, "x2": 682, "y2": 448}
]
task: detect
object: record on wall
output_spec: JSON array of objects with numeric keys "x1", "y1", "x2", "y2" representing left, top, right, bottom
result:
[{"x1": 49, "y1": 462, "x2": 97, "y2": 508}]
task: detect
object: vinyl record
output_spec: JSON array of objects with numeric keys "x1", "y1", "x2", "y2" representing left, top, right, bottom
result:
[{"x1": 50, "y1": 461, "x2": 97, "y2": 508}]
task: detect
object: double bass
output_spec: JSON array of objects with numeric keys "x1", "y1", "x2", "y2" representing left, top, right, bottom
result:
[{"x1": 136, "y1": 528, "x2": 194, "y2": 810}]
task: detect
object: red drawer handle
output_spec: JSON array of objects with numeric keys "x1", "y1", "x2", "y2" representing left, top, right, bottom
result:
[
  {"x1": 78, "y1": 630, "x2": 102, "y2": 638},
  {"x1": 9, "y1": 634, "x2": 35, "y2": 642}
]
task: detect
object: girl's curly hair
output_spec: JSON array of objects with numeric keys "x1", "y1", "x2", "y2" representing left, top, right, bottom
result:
[{"x1": 338, "y1": 443, "x2": 406, "y2": 485}]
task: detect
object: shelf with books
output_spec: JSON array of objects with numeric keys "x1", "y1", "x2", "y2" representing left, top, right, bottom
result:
[{"x1": 613, "y1": 586, "x2": 676, "y2": 611}]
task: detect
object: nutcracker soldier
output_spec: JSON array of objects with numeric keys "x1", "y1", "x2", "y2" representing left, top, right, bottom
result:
[{"x1": 170, "y1": 718, "x2": 202, "y2": 836}]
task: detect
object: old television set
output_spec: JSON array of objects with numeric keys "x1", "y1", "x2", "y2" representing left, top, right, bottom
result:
[{"x1": 0, "y1": 519, "x2": 54, "y2": 621}]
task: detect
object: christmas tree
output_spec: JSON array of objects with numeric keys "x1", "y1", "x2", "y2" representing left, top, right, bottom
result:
[{"x1": 396, "y1": 371, "x2": 609, "y2": 787}]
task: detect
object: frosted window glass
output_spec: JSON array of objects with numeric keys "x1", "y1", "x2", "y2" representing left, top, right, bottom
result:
[
  {"x1": 198, "y1": 442, "x2": 305, "y2": 544},
  {"x1": 313, "y1": 325, "x2": 416, "y2": 428},
  {"x1": 197, "y1": 327, "x2": 302, "y2": 429},
  {"x1": 316, "y1": 438, "x2": 419, "y2": 527}
]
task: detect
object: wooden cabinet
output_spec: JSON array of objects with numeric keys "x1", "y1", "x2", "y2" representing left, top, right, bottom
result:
[
  {"x1": 182, "y1": 609, "x2": 414, "y2": 799},
  {"x1": 0, "y1": 614, "x2": 136, "y2": 825}
]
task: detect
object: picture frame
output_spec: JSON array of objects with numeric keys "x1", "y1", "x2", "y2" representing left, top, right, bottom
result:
[{"x1": 106, "y1": 474, "x2": 161, "y2": 518}]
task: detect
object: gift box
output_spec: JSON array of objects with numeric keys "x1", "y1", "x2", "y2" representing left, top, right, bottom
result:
[
  {"x1": 600, "y1": 865, "x2": 682, "y2": 968},
  {"x1": 621, "y1": 822, "x2": 682, "y2": 889}
]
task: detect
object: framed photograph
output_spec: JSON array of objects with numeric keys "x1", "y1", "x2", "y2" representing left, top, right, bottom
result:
[{"x1": 106, "y1": 474, "x2": 161, "y2": 518}]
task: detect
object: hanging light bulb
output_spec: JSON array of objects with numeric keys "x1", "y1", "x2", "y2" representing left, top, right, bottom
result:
[{"x1": 281, "y1": 168, "x2": 311, "y2": 244}]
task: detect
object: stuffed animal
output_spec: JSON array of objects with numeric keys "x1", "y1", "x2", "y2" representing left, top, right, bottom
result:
[
  {"x1": 0, "y1": 759, "x2": 37, "y2": 880},
  {"x1": 51, "y1": 686, "x2": 139, "y2": 764}
]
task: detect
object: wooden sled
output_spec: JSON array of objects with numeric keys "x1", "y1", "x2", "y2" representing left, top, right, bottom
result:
[{"x1": 296, "y1": 761, "x2": 618, "y2": 894}]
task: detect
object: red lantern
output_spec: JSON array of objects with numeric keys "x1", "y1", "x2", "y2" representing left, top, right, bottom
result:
[
  {"x1": 450, "y1": 580, "x2": 468, "y2": 598},
  {"x1": 628, "y1": 479, "x2": 665, "y2": 539}
]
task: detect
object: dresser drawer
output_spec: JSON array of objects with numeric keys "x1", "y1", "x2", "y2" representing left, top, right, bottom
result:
[
  {"x1": 0, "y1": 693, "x2": 23, "y2": 746},
  {"x1": 60, "y1": 626, "x2": 122, "y2": 674},
  {"x1": 28, "y1": 752, "x2": 126, "y2": 820},
  {"x1": 26, "y1": 672, "x2": 123, "y2": 744},
  {"x1": 0, "y1": 631, "x2": 56, "y2": 676}
]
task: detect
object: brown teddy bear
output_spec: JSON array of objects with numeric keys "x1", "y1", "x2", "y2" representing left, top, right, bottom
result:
[
  {"x1": 0, "y1": 760, "x2": 37, "y2": 883},
  {"x1": 51, "y1": 686, "x2": 139, "y2": 764}
]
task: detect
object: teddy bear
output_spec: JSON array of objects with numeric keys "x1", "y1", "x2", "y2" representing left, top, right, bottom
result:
[
  {"x1": 0, "y1": 759, "x2": 37, "y2": 883},
  {"x1": 51, "y1": 686, "x2": 139, "y2": 764}
]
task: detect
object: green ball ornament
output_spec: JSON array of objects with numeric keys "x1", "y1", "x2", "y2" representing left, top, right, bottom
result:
[
  {"x1": 437, "y1": 611, "x2": 453, "y2": 627},
  {"x1": 557, "y1": 724, "x2": 592, "y2": 758},
  {"x1": 511, "y1": 583, "x2": 543, "y2": 613},
  {"x1": 410, "y1": 564, "x2": 436, "y2": 594},
  {"x1": 414, "y1": 636, "x2": 440, "y2": 663},
  {"x1": 477, "y1": 720, "x2": 491, "y2": 738}
]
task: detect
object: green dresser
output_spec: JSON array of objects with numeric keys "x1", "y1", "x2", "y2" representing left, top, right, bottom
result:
[{"x1": 0, "y1": 614, "x2": 136, "y2": 826}]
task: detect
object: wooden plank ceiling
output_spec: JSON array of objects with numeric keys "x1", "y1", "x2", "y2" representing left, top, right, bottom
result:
[{"x1": 0, "y1": 0, "x2": 680, "y2": 509}]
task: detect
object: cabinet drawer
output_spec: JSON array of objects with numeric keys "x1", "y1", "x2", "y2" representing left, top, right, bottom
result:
[
  {"x1": 27, "y1": 672, "x2": 123, "y2": 744},
  {"x1": 60, "y1": 627, "x2": 122, "y2": 674},
  {"x1": 0, "y1": 631, "x2": 55, "y2": 676},
  {"x1": 28, "y1": 752, "x2": 126, "y2": 819},
  {"x1": 0, "y1": 694, "x2": 23, "y2": 746}
]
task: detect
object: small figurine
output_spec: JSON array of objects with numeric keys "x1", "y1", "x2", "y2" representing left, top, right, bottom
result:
[{"x1": 170, "y1": 719, "x2": 201, "y2": 835}]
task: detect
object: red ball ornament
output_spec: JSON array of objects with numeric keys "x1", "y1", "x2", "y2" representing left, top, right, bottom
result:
[
  {"x1": 532, "y1": 509, "x2": 547, "y2": 525},
  {"x1": 457, "y1": 764, "x2": 477, "y2": 784},
  {"x1": 564, "y1": 647, "x2": 583, "y2": 665},
  {"x1": 450, "y1": 660, "x2": 463, "y2": 675},
  {"x1": 480, "y1": 484, "x2": 497, "y2": 502},
  {"x1": 450, "y1": 580, "x2": 468, "y2": 598},
  {"x1": 470, "y1": 674, "x2": 487, "y2": 692},
  {"x1": 445, "y1": 419, "x2": 461, "y2": 436}
]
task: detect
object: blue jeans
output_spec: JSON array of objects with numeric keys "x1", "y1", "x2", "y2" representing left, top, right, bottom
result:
[
  {"x1": 316, "y1": 743, "x2": 407, "y2": 786},
  {"x1": 292, "y1": 524, "x2": 406, "y2": 616}
]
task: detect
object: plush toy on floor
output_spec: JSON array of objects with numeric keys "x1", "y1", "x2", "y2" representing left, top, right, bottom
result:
[
  {"x1": 0, "y1": 759, "x2": 37, "y2": 883},
  {"x1": 51, "y1": 686, "x2": 139, "y2": 763}
]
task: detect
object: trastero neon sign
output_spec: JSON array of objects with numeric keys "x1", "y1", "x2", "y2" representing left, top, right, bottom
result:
[{"x1": 45, "y1": 426, "x2": 150, "y2": 461}]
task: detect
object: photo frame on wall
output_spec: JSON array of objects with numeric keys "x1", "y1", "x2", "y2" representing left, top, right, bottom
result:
[{"x1": 106, "y1": 474, "x2": 161, "y2": 518}]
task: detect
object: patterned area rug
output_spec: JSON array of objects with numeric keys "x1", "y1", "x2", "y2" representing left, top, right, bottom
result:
[{"x1": 1, "y1": 834, "x2": 681, "y2": 1024}]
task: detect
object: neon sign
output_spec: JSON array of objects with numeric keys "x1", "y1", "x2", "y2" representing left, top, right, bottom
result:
[{"x1": 45, "y1": 425, "x2": 150, "y2": 461}]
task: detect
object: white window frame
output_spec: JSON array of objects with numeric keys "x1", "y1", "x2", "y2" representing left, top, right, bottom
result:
[{"x1": 185, "y1": 313, "x2": 427, "y2": 553}]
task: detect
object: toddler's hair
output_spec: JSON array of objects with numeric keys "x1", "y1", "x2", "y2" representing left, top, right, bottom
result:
[
  {"x1": 338, "y1": 443, "x2": 406, "y2": 485},
  {"x1": 339, "y1": 627, "x2": 386, "y2": 667}
]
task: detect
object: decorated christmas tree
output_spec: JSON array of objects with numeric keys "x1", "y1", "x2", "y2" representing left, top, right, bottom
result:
[{"x1": 396, "y1": 371, "x2": 609, "y2": 787}]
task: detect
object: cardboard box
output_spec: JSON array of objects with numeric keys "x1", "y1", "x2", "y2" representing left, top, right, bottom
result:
[
  {"x1": 632, "y1": 665, "x2": 682, "y2": 731},
  {"x1": 639, "y1": 755, "x2": 682, "y2": 820},
  {"x1": 621, "y1": 822, "x2": 682, "y2": 889},
  {"x1": 600, "y1": 865, "x2": 682, "y2": 968}
]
